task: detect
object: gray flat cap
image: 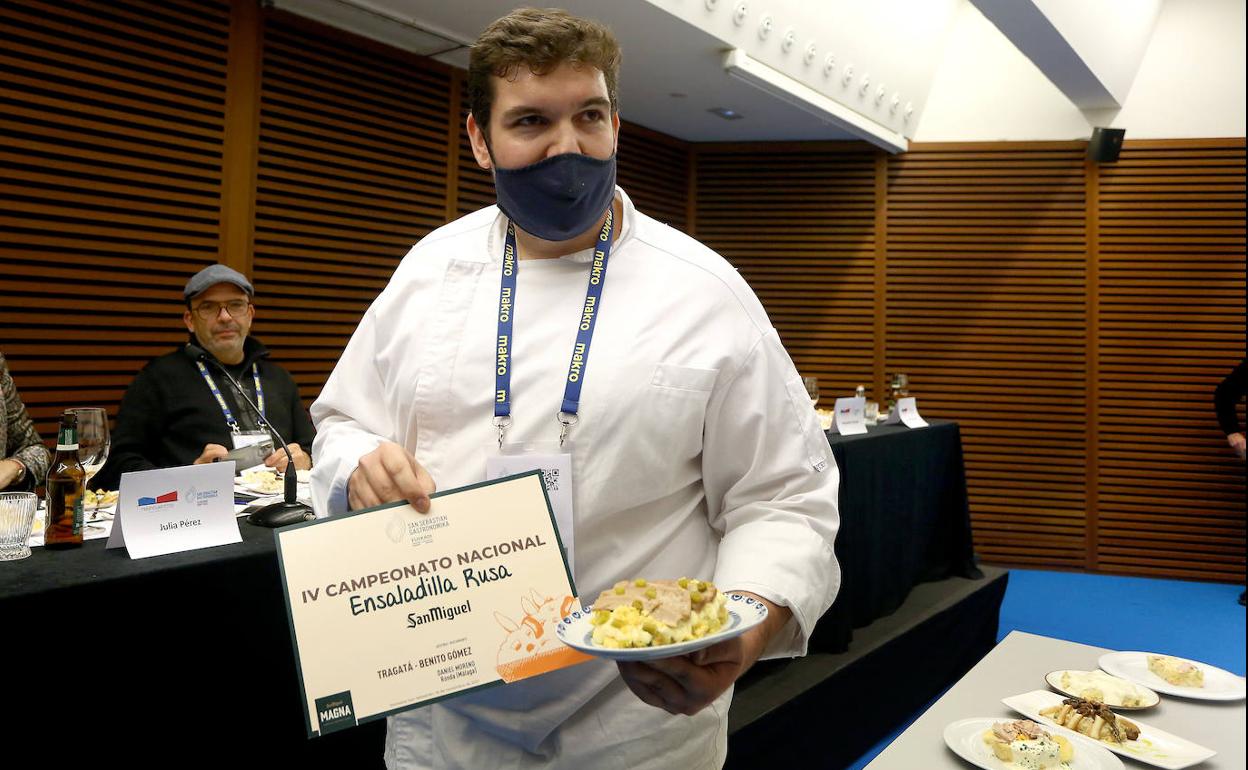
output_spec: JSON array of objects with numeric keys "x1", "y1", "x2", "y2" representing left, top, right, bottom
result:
[{"x1": 184, "y1": 264, "x2": 254, "y2": 300}]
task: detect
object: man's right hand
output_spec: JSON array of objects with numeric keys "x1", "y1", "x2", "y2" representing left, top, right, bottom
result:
[
  {"x1": 1229, "y1": 432, "x2": 1246, "y2": 460},
  {"x1": 193, "y1": 444, "x2": 229, "y2": 464},
  {"x1": 349, "y1": 441, "x2": 436, "y2": 513}
]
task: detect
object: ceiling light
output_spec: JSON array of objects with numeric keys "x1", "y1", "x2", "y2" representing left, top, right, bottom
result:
[
  {"x1": 708, "y1": 107, "x2": 745, "y2": 120},
  {"x1": 722, "y1": 48, "x2": 907, "y2": 153}
]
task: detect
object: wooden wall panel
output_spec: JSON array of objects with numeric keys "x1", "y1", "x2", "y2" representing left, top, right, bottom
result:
[
  {"x1": 885, "y1": 144, "x2": 1092, "y2": 570},
  {"x1": 250, "y1": 12, "x2": 454, "y2": 405},
  {"x1": 693, "y1": 144, "x2": 878, "y2": 397},
  {"x1": 1095, "y1": 139, "x2": 1246, "y2": 581},
  {"x1": 453, "y1": 75, "x2": 494, "y2": 220},
  {"x1": 617, "y1": 124, "x2": 689, "y2": 232},
  {"x1": 0, "y1": 0, "x2": 229, "y2": 441}
]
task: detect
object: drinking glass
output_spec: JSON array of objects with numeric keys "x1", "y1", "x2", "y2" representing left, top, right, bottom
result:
[
  {"x1": 0, "y1": 492, "x2": 38, "y2": 560},
  {"x1": 67, "y1": 408, "x2": 110, "y2": 484},
  {"x1": 802, "y1": 376, "x2": 820, "y2": 407}
]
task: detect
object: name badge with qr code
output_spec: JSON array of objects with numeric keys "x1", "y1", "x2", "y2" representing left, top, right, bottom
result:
[{"x1": 486, "y1": 442, "x2": 574, "y2": 577}]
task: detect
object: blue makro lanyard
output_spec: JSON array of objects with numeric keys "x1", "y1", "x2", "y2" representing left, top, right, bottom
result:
[
  {"x1": 494, "y1": 209, "x2": 616, "y2": 447},
  {"x1": 196, "y1": 360, "x2": 265, "y2": 433}
]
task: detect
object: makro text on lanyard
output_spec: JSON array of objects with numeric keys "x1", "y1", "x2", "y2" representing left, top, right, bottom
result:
[
  {"x1": 195, "y1": 360, "x2": 266, "y2": 434},
  {"x1": 493, "y1": 209, "x2": 616, "y2": 448}
]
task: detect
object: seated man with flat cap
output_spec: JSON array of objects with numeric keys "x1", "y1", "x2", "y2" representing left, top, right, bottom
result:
[{"x1": 94, "y1": 265, "x2": 314, "y2": 489}]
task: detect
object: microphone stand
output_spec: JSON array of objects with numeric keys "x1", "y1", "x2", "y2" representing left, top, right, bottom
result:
[{"x1": 188, "y1": 344, "x2": 315, "y2": 527}]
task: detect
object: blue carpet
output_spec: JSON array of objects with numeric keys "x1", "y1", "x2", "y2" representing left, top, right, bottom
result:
[{"x1": 841, "y1": 569, "x2": 1246, "y2": 770}]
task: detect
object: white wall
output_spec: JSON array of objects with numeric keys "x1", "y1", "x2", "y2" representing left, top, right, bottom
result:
[
  {"x1": 1112, "y1": 0, "x2": 1246, "y2": 138},
  {"x1": 916, "y1": 0, "x2": 1246, "y2": 141},
  {"x1": 1032, "y1": 0, "x2": 1161, "y2": 105},
  {"x1": 645, "y1": 0, "x2": 961, "y2": 138}
]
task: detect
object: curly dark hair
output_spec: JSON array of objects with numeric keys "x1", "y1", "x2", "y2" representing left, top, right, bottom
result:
[{"x1": 468, "y1": 8, "x2": 622, "y2": 135}]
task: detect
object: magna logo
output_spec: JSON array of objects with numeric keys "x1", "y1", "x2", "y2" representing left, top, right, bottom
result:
[
  {"x1": 137, "y1": 491, "x2": 178, "y2": 506},
  {"x1": 314, "y1": 691, "x2": 357, "y2": 735}
]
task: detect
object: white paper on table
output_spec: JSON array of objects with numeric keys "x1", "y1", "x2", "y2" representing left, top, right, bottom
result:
[
  {"x1": 827, "y1": 396, "x2": 868, "y2": 435},
  {"x1": 107, "y1": 462, "x2": 241, "y2": 558},
  {"x1": 895, "y1": 396, "x2": 928, "y2": 428},
  {"x1": 485, "y1": 441, "x2": 575, "y2": 577}
]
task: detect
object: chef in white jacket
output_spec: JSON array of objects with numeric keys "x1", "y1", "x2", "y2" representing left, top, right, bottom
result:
[{"x1": 310, "y1": 8, "x2": 841, "y2": 769}]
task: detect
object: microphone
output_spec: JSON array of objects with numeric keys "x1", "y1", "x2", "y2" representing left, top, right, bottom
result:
[{"x1": 186, "y1": 343, "x2": 314, "y2": 528}]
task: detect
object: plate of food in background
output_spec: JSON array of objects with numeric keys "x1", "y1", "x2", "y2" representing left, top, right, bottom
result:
[
  {"x1": 943, "y1": 717, "x2": 1123, "y2": 770},
  {"x1": 83, "y1": 489, "x2": 118, "y2": 520},
  {"x1": 1098, "y1": 652, "x2": 1245, "y2": 701},
  {"x1": 1045, "y1": 669, "x2": 1159, "y2": 710},
  {"x1": 1003, "y1": 690, "x2": 1215, "y2": 770}
]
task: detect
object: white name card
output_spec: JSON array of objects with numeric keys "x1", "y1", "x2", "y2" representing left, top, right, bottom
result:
[
  {"x1": 884, "y1": 397, "x2": 929, "y2": 429},
  {"x1": 106, "y1": 462, "x2": 242, "y2": 558},
  {"x1": 828, "y1": 396, "x2": 868, "y2": 435}
]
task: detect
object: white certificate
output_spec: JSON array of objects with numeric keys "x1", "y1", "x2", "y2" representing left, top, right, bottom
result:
[{"x1": 275, "y1": 471, "x2": 590, "y2": 737}]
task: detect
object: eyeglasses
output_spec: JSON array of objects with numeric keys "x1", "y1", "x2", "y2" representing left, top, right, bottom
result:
[{"x1": 192, "y1": 300, "x2": 251, "y2": 320}]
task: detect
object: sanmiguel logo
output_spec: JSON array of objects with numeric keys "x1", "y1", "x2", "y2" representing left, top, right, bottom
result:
[
  {"x1": 314, "y1": 691, "x2": 357, "y2": 735},
  {"x1": 137, "y1": 491, "x2": 178, "y2": 507}
]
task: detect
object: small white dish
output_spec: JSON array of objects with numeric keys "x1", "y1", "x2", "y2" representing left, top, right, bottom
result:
[
  {"x1": 1099, "y1": 652, "x2": 1245, "y2": 701},
  {"x1": 1045, "y1": 669, "x2": 1160, "y2": 710},
  {"x1": 943, "y1": 717, "x2": 1123, "y2": 770}
]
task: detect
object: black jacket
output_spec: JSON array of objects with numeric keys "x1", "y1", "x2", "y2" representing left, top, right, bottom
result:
[
  {"x1": 1214, "y1": 357, "x2": 1247, "y2": 436},
  {"x1": 93, "y1": 336, "x2": 315, "y2": 489}
]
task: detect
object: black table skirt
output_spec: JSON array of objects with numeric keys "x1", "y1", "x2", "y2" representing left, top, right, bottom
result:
[
  {"x1": 811, "y1": 419, "x2": 980, "y2": 652},
  {"x1": 1, "y1": 525, "x2": 385, "y2": 766},
  {"x1": 0, "y1": 420, "x2": 977, "y2": 762}
]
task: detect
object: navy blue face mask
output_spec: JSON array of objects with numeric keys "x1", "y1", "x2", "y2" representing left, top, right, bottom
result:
[{"x1": 493, "y1": 152, "x2": 617, "y2": 242}]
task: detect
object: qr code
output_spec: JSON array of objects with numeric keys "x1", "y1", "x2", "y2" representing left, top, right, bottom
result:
[{"x1": 541, "y1": 468, "x2": 560, "y2": 492}]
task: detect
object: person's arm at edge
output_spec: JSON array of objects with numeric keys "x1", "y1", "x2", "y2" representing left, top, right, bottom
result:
[
  {"x1": 2, "y1": 359, "x2": 50, "y2": 490},
  {"x1": 1213, "y1": 359, "x2": 1247, "y2": 434},
  {"x1": 1213, "y1": 359, "x2": 1247, "y2": 459}
]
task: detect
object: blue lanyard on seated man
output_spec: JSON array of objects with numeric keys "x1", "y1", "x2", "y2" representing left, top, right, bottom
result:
[{"x1": 195, "y1": 360, "x2": 266, "y2": 436}]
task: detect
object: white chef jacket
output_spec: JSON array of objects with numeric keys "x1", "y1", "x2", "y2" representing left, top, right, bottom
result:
[{"x1": 310, "y1": 188, "x2": 841, "y2": 770}]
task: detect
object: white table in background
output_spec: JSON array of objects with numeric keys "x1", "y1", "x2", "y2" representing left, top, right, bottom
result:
[{"x1": 867, "y1": 630, "x2": 1245, "y2": 770}]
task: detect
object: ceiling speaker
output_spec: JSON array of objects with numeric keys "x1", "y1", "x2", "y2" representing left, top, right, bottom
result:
[{"x1": 1089, "y1": 127, "x2": 1126, "y2": 163}]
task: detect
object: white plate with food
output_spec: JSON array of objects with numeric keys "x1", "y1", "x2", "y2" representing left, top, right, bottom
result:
[
  {"x1": 1003, "y1": 690, "x2": 1215, "y2": 770},
  {"x1": 556, "y1": 581, "x2": 767, "y2": 662},
  {"x1": 83, "y1": 489, "x2": 119, "y2": 520},
  {"x1": 943, "y1": 717, "x2": 1123, "y2": 770},
  {"x1": 237, "y1": 475, "x2": 283, "y2": 496},
  {"x1": 236, "y1": 469, "x2": 307, "y2": 496},
  {"x1": 1045, "y1": 669, "x2": 1160, "y2": 710},
  {"x1": 1098, "y1": 652, "x2": 1245, "y2": 701}
]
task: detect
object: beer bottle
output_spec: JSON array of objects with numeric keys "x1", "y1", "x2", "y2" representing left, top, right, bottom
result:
[{"x1": 45, "y1": 412, "x2": 86, "y2": 549}]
